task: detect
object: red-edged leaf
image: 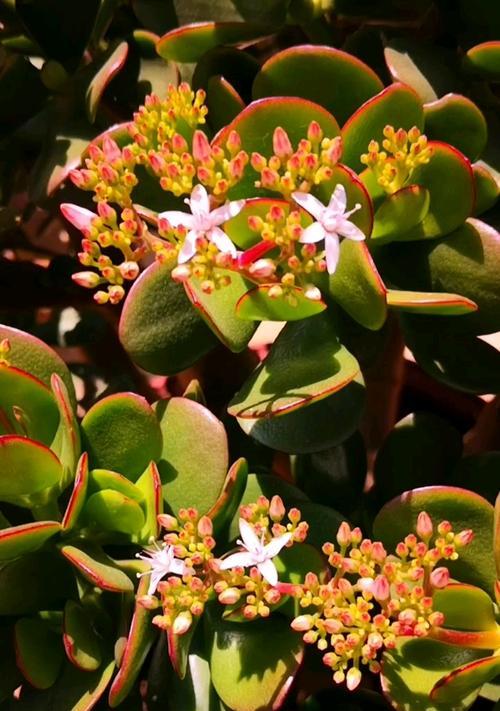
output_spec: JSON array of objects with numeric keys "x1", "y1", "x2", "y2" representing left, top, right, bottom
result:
[
  {"x1": 387, "y1": 289, "x2": 477, "y2": 315},
  {"x1": 0, "y1": 520, "x2": 61, "y2": 561},
  {"x1": 50, "y1": 373, "x2": 80, "y2": 487},
  {"x1": 62, "y1": 453, "x2": 89, "y2": 531},
  {"x1": 236, "y1": 285, "x2": 327, "y2": 322},
  {"x1": 465, "y1": 41, "x2": 500, "y2": 79},
  {"x1": 431, "y1": 655, "x2": 500, "y2": 704},
  {"x1": 206, "y1": 458, "x2": 248, "y2": 534},
  {"x1": 167, "y1": 618, "x2": 199, "y2": 680},
  {"x1": 15, "y1": 618, "x2": 63, "y2": 690},
  {"x1": 135, "y1": 461, "x2": 163, "y2": 541},
  {"x1": 424, "y1": 94, "x2": 487, "y2": 162},
  {"x1": 60, "y1": 544, "x2": 134, "y2": 593},
  {"x1": 63, "y1": 600, "x2": 102, "y2": 672},
  {"x1": 86, "y1": 42, "x2": 129, "y2": 123}
]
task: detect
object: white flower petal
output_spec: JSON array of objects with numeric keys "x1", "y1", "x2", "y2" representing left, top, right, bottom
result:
[
  {"x1": 189, "y1": 184, "x2": 211, "y2": 217},
  {"x1": 328, "y1": 183, "x2": 347, "y2": 213},
  {"x1": 169, "y1": 558, "x2": 188, "y2": 576},
  {"x1": 178, "y1": 231, "x2": 198, "y2": 264},
  {"x1": 292, "y1": 191, "x2": 326, "y2": 221},
  {"x1": 147, "y1": 570, "x2": 166, "y2": 596},
  {"x1": 263, "y1": 532, "x2": 292, "y2": 558},
  {"x1": 238, "y1": 519, "x2": 261, "y2": 551},
  {"x1": 210, "y1": 199, "x2": 245, "y2": 225},
  {"x1": 257, "y1": 559, "x2": 278, "y2": 586},
  {"x1": 158, "y1": 210, "x2": 194, "y2": 229},
  {"x1": 219, "y1": 551, "x2": 255, "y2": 570},
  {"x1": 60, "y1": 204, "x2": 96, "y2": 232},
  {"x1": 325, "y1": 234, "x2": 340, "y2": 274},
  {"x1": 209, "y1": 227, "x2": 237, "y2": 256},
  {"x1": 338, "y1": 219, "x2": 365, "y2": 241},
  {"x1": 299, "y1": 221, "x2": 326, "y2": 244}
]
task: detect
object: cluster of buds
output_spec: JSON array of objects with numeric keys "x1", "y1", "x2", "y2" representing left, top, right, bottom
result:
[
  {"x1": 192, "y1": 129, "x2": 249, "y2": 200},
  {"x1": 291, "y1": 513, "x2": 473, "y2": 690},
  {"x1": 360, "y1": 125, "x2": 433, "y2": 194},
  {"x1": 65, "y1": 202, "x2": 147, "y2": 305},
  {"x1": 251, "y1": 123, "x2": 342, "y2": 198},
  {"x1": 240, "y1": 494, "x2": 309, "y2": 544}
]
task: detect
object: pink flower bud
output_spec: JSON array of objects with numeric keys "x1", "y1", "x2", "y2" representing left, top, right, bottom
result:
[
  {"x1": 437, "y1": 520, "x2": 452, "y2": 536},
  {"x1": 226, "y1": 130, "x2": 241, "y2": 153},
  {"x1": 218, "y1": 587, "x2": 241, "y2": 605},
  {"x1": 269, "y1": 495, "x2": 286, "y2": 521},
  {"x1": 346, "y1": 667, "x2": 362, "y2": 691},
  {"x1": 416, "y1": 511, "x2": 433, "y2": 540},
  {"x1": 338, "y1": 578, "x2": 353, "y2": 596},
  {"x1": 60, "y1": 203, "x2": 95, "y2": 234},
  {"x1": 108, "y1": 285, "x2": 125, "y2": 304},
  {"x1": 336, "y1": 522, "x2": 352, "y2": 547},
  {"x1": 172, "y1": 611, "x2": 192, "y2": 635},
  {"x1": 192, "y1": 130, "x2": 211, "y2": 162},
  {"x1": 72, "y1": 271, "x2": 101, "y2": 288},
  {"x1": 304, "y1": 285, "x2": 321, "y2": 301},
  {"x1": 371, "y1": 542, "x2": 387, "y2": 563},
  {"x1": 430, "y1": 566, "x2": 450, "y2": 589},
  {"x1": 323, "y1": 618, "x2": 342, "y2": 634},
  {"x1": 291, "y1": 615, "x2": 313, "y2": 632},
  {"x1": 197, "y1": 515, "x2": 213, "y2": 536},
  {"x1": 171, "y1": 265, "x2": 191, "y2": 282},
  {"x1": 172, "y1": 133, "x2": 188, "y2": 153},
  {"x1": 94, "y1": 290, "x2": 109, "y2": 305},
  {"x1": 307, "y1": 120, "x2": 323, "y2": 143},
  {"x1": 248, "y1": 259, "x2": 276, "y2": 279},
  {"x1": 455, "y1": 529, "x2": 474, "y2": 547},
  {"x1": 103, "y1": 136, "x2": 121, "y2": 163},
  {"x1": 372, "y1": 575, "x2": 390, "y2": 602},
  {"x1": 158, "y1": 514, "x2": 177, "y2": 529},
  {"x1": 273, "y1": 127, "x2": 293, "y2": 158},
  {"x1": 119, "y1": 261, "x2": 140, "y2": 280},
  {"x1": 250, "y1": 152, "x2": 267, "y2": 171}
]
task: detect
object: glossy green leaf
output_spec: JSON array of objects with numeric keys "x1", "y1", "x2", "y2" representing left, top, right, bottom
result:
[
  {"x1": 465, "y1": 41, "x2": 500, "y2": 79},
  {"x1": 236, "y1": 285, "x2": 327, "y2": 322},
  {"x1": 156, "y1": 397, "x2": 228, "y2": 514},
  {"x1": 373, "y1": 486, "x2": 495, "y2": 595},
  {"x1": 381, "y1": 638, "x2": 486, "y2": 711},
  {"x1": 228, "y1": 313, "x2": 360, "y2": 419},
  {"x1": 342, "y1": 83, "x2": 424, "y2": 171},
  {"x1": 0, "y1": 436, "x2": 63, "y2": 508},
  {"x1": 473, "y1": 162, "x2": 499, "y2": 215},
  {"x1": 432, "y1": 656, "x2": 500, "y2": 705},
  {"x1": 185, "y1": 272, "x2": 256, "y2": 352},
  {"x1": 89, "y1": 469, "x2": 145, "y2": 503},
  {"x1": 0, "y1": 520, "x2": 61, "y2": 561},
  {"x1": 207, "y1": 458, "x2": 248, "y2": 534},
  {"x1": 424, "y1": 95, "x2": 487, "y2": 162},
  {"x1": 209, "y1": 614, "x2": 303, "y2": 711},
  {"x1": 206, "y1": 75, "x2": 244, "y2": 130},
  {"x1": 62, "y1": 453, "x2": 89, "y2": 531},
  {"x1": 192, "y1": 46, "x2": 259, "y2": 100},
  {"x1": 156, "y1": 22, "x2": 270, "y2": 63},
  {"x1": 371, "y1": 186, "x2": 430, "y2": 244},
  {"x1": 81, "y1": 392, "x2": 162, "y2": 481},
  {"x1": 253, "y1": 45, "x2": 383, "y2": 125},
  {"x1": 215, "y1": 96, "x2": 340, "y2": 196},
  {"x1": 86, "y1": 42, "x2": 129, "y2": 123},
  {"x1": 50, "y1": 374, "x2": 80, "y2": 486},
  {"x1": 108, "y1": 575, "x2": 156, "y2": 707},
  {"x1": 135, "y1": 461, "x2": 163, "y2": 541},
  {"x1": 167, "y1": 618, "x2": 199, "y2": 679},
  {"x1": 83, "y1": 490, "x2": 146, "y2": 536},
  {"x1": 15, "y1": 618, "x2": 63, "y2": 690},
  {"x1": 119, "y1": 262, "x2": 216, "y2": 375},
  {"x1": 387, "y1": 289, "x2": 477, "y2": 315},
  {"x1": 433, "y1": 584, "x2": 498, "y2": 632},
  {"x1": 63, "y1": 601, "x2": 102, "y2": 672},
  {"x1": 60, "y1": 544, "x2": 134, "y2": 593}
]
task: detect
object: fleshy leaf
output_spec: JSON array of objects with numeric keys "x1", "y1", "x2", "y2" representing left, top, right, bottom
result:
[
  {"x1": 431, "y1": 656, "x2": 500, "y2": 705},
  {"x1": 15, "y1": 617, "x2": 64, "y2": 690},
  {"x1": 0, "y1": 520, "x2": 61, "y2": 561},
  {"x1": 473, "y1": 163, "x2": 499, "y2": 215},
  {"x1": 236, "y1": 285, "x2": 327, "y2": 322},
  {"x1": 424, "y1": 95, "x2": 487, "y2": 162},
  {"x1": 62, "y1": 453, "x2": 90, "y2": 531},
  {"x1": 371, "y1": 186, "x2": 430, "y2": 244},
  {"x1": 63, "y1": 600, "x2": 102, "y2": 672},
  {"x1": 433, "y1": 584, "x2": 498, "y2": 632},
  {"x1": 119, "y1": 262, "x2": 216, "y2": 375},
  {"x1": 206, "y1": 458, "x2": 248, "y2": 534},
  {"x1": 50, "y1": 373, "x2": 81, "y2": 486},
  {"x1": 135, "y1": 461, "x2": 163, "y2": 541},
  {"x1": 386, "y1": 289, "x2": 477, "y2": 315},
  {"x1": 167, "y1": 618, "x2": 199, "y2": 679},
  {"x1": 86, "y1": 42, "x2": 129, "y2": 123},
  {"x1": 83, "y1": 490, "x2": 146, "y2": 536},
  {"x1": 206, "y1": 75, "x2": 245, "y2": 131},
  {"x1": 60, "y1": 544, "x2": 134, "y2": 593},
  {"x1": 465, "y1": 41, "x2": 500, "y2": 80}
]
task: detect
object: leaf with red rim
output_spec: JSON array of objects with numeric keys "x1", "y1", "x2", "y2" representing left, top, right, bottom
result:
[
  {"x1": 83, "y1": 490, "x2": 146, "y2": 537},
  {"x1": 15, "y1": 617, "x2": 64, "y2": 690},
  {"x1": 62, "y1": 453, "x2": 89, "y2": 531},
  {"x1": 373, "y1": 486, "x2": 495, "y2": 595},
  {"x1": 207, "y1": 457, "x2": 248, "y2": 534},
  {"x1": 0, "y1": 435, "x2": 63, "y2": 508},
  {"x1": 156, "y1": 22, "x2": 270, "y2": 63},
  {"x1": 465, "y1": 41, "x2": 500, "y2": 80},
  {"x1": 387, "y1": 289, "x2": 477, "y2": 315},
  {"x1": 50, "y1": 373, "x2": 81, "y2": 486},
  {"x1": 135, "y1": 461, "x2": 163, "y2": 541},
  {"x1": 63, "y1": 600, "x2": 102, "y2": 672},
  {"x1": 341, "y1": 83, "x2": 424, "y2": 171},
  {"x1": 167, "y1": 618, "x2": 199, "y2": 680},
  {"x1": 236, "y1": 285, "x2": 327, "y2": 322},
  {"x1": 81, "y1": 392, "x2": 162, "y2": 482},
  {"x1": 60, "y1": 544, "x2": 134, "y2": 593},
  {"x1": 433, "y1": 583, "x2": 498, "y2": 632},
  {"x1": 252, "y1": 45, "x2": 383, "y2": 125},
  {"x1": 431, "y1": 655, "x2": 500, "y2": 705},
  {"x1": 424, "y1": 95, "x2": 487, "y2": 162},
  {"x1": 371, "y1": 185, "x2": 430, "y2": 244},
  {"x1": 86, "y1": 42, "x2": 129, "y2": 123},
  {"x1": 0, "y1": 520, "x2": 61, "y2": 561},
  {"x1": 473, "y1": 162, "x2": 499, "y2": 216}
]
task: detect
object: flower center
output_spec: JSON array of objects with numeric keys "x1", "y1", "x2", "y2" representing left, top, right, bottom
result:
[{"x1": 322, "y1": 209, "x2": 342, "y2": 232}]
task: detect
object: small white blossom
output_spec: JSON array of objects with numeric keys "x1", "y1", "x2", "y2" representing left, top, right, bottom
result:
[
  {"x1": 158, "y1": 184, "x2": 245, "y2": 264},
  {"x1": 136, "y1": 542, "x2": 188, "y2": 596},
  {"x1": 219, "y1": 518, "x2": 291, "y2": 586},
  {"x1": 292, "y1": 184, "x2": 365, "y2": 274}
]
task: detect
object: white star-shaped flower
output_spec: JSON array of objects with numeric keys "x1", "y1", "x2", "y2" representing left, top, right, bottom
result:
[
  {"x1": 158, "y1": 184, "x2": 245, "y2": 264},
  {"x1": 219, "y1": 519, "x2": 291, "y2": 586},
  {"x1": 136, "y1": 542, "x2": 188, "y2": 596},
  {"x1": 292, "y1": 184, "x2": 365, "y2": 274}
]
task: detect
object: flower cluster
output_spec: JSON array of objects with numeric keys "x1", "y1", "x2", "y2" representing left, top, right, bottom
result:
[
  {"x1": 290, "y1": 513, "x2": 473, "y2": 690},
  {"x1": 360, "y1": 125, "x2": 433, "y2": 194}
]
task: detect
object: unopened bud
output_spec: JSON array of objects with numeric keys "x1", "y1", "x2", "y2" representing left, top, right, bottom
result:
[
  {"x1": 119, "y1": 261, "x2": 140, "y2": 280},
  {"x1": 430, "y1": 567, "x2": 450, "y2": 589},
  {"x1": 346, "y1": 667, "x2": 362, "y2": 691},
  {"x1": 172, "y1": 611, "x2": 192, "y2": 635},
  {"x1": 158, "y1": 514, "x2": 178, "y2": 529},
  {"x1": 192, "y1": 130, "x2": 211, "y2": 162},
  {"x1": 273, "y1": 127, "x2": 293, "y2": 158},
  {"x1": 454, "y1": 529, "x2": 474, "y2": 547},
  {"x1": 336, "y1": 522, "x2": 352, "y2": 547},
  {"x1": 416, "y1": 511, "x2": 433, "y2": 541},
  {"x1": 307, "y1": 120, "x2": 323, "y2": 143},
  {"x1": 248, "y1": 259, "x2": 276, "y2": 279},
  {"x1": 197, "y1": 515, "x2": 213, "y2": 536},
  {"x1": 72, "y1": 271, "x2": 101, "y2": 289},
  {"x1": 218, "y1": 587, "x2": 241, "y2": 605},
  {"x1": 372, "y1": 575, "x2": 390, "y2": 602}
]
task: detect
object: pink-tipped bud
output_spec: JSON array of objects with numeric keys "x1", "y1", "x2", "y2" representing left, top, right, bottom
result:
[
  {"x1": 273, "y1": 127, "x2": 293, "y2": 158},
  {"x1": 248, "y1": 259, "x2": 276, "y2": 279},
  {"x1": 346, "y1": 667, "x2": 362, "y2": 691},
  {"x1": 197, "y1": 515, "x2": 213, "y2": 537},
  {"x1": 250, "y1": 152, "x2": 267, "y2": 171},
  {"x1": 336, "y1": 522, "x2": 352, "y2": 547},
  {"x1": 291, "y1": 615, "x2": 313, "y2": 632},
  {"x1": 72, "y1": 271, "x2": 101, "y2": 289},
  {"x1": 338, "y1": 578, "x2": 353, "y2": 596},
  {"x1": 94, "y1": 290, "x2": 109, "y2": 305},
  {"x1": 119, "y1": 261, "x2": 140, "y2": 280},
  {"x1": 430, "y1": 567, "x2": 450, "y2": 589},
  {"x1": 226, "y1": 130, "x2": 241, "y2": 154},
  {"x1": 307, "y1": 120, "x2": 323, "y2": 143},
  {"x1": 158, "y1": 514, "x2": 178, "y2": 529},
  {"x1": 192, "y1": 130, "x2": 211, "y2": 162},
  {"x1": 97, "y1": 201, "x2": 116, "y2": 222},
  {"x1": 172, "y1": 611, "x2": 192, "y2": 635},
  {"x1": 108, "y1": 285, "x2": 125, "y2": 304},
  {"x1": 171, "y1": 265, "x2": 191, "y2": 282},
  {"x1": 102, "y1": 136, "x2": 121, "y2": 163},
  {"x1": 269, "y1": 495, "x2": 286, "y2": 522},
  {"x1": 454, "y1": 529, "x2": 474, "y2": 547},
  {"x1": 172, "y1": 133, "x2": 188, "y2": 153},
  {"x1": 304, "y1": 285, "x2": 322, "y2": 302},
  {"x1": 218, "y1": 587, "x2": 241, "y2": 605},
  {"x1": 61, "y1": 203, "x2": 95, "y2": 234},
  {"x1": 416, "y1": 511, "x2": 433, "y2": 540},
  {"x1": 437, "y1": 520, "x2": 452, "y2": 536},
  {"x1": 137, "y1": 595, "x2": 160, "y2": 610},
  {"x1": 372, "y1": 575, "x2": 390, "y2": 602}
]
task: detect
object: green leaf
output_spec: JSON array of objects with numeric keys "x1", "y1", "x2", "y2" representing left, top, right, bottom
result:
[
  {"x1": 185, "y1": 272, "x2": 257, "y2": 352},
  {"x1": 207, "y1": 458, "x2": 248, "y2": 535},
  {"x1": 50, "y1": 374, "x2": 80, "y2": 487},
  {"x1": 373, "y1": 486, "x2": 495, "y2": 595},
  {"x1": 62, "y1": 453, "x2": 89, "y2": 531},
  {"x1": 452, "y1": 453, "x2": 500, "y2": 504},
  {"x1": 424, "y1": 95, "x2": 487, "y2": 162},
  {"x1": 0, "y1": 51, "x2": 46, "y2": 138},
  {"x1": 371, "y1": 186, "x2": 430, "y2": 244},
  {"x1": 156, "y1": 397, "x2": 228, "y2": 514},
  {"x1": 0, "y1": 436, "x2": 63, "y2": 508},
  {"x1": 236, "y1": 285, "x2": 327, "y2": 322},
  {"x1": 342, "y1": 83, "x2": 424, "y2": 171},
  {"x1": 387, "y1": 289, "x2": 477, "y2": 315},
  {"x1": 381, "y1": 638, "x2": 486, "y2": 711},
  {"x1": 89, "y1": 469, "x2": 145, "y2": 503},
  {"x1": 86, "y1": 42, "x2": 129, "y2": 123},
  {"x1": 252, "y1": 45, "x2": 383, "y2": 125},
  {"x1": 206, "y1": 75, "x2": 244, "y2": 131},
  {"x1": 0, "y1": 520, "x2": 61, "y2": 561},
  {"x1": 465, "y1": 41, "x2": 500, "y2": 80},
  {"x1": 156, "y1": 22, "x2": 270, "y2": 63},
  {"x1": 432, "y1": 656, "x2": 500, "y2": 706},
  {"x1": 433, "y1": 584, "x2": 498, "y2": 632},
  {"x1": 224, "y1": 197, "x2": 311, "y2": 250},
  {"x1": 135, "y1": 461, "x2": 163, "y2": 541},
  {"x1": 60, "y1": 544, "x2": 134, "y2": 593},
  {"x1": 83, "y1": 490, "x2": 146, "y2": 536},
  {"x1": 473, "y1": 163, "x2": 499, "y2": 216},
  {"x1": 15, "y1": 618, "x2": 63, "y2": 690},
  {"x1": 81, "y1": 393, "x2": 162, "y2": 481},
  {"x1": 192, "y1": 45, "x2": 258, "y2": 104},
  {"x1": 63, "y1": 600, "x2": 102, "y2": 672},
  {"x1": 119, "y1": 262, "x2": 216, "y2": 375},
  {"x1": 167, "y1": 618, "x2": 199, "y2": 679},
  {"x1": 208, "y1": 614, "x2": 303, "y2": 711}
]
